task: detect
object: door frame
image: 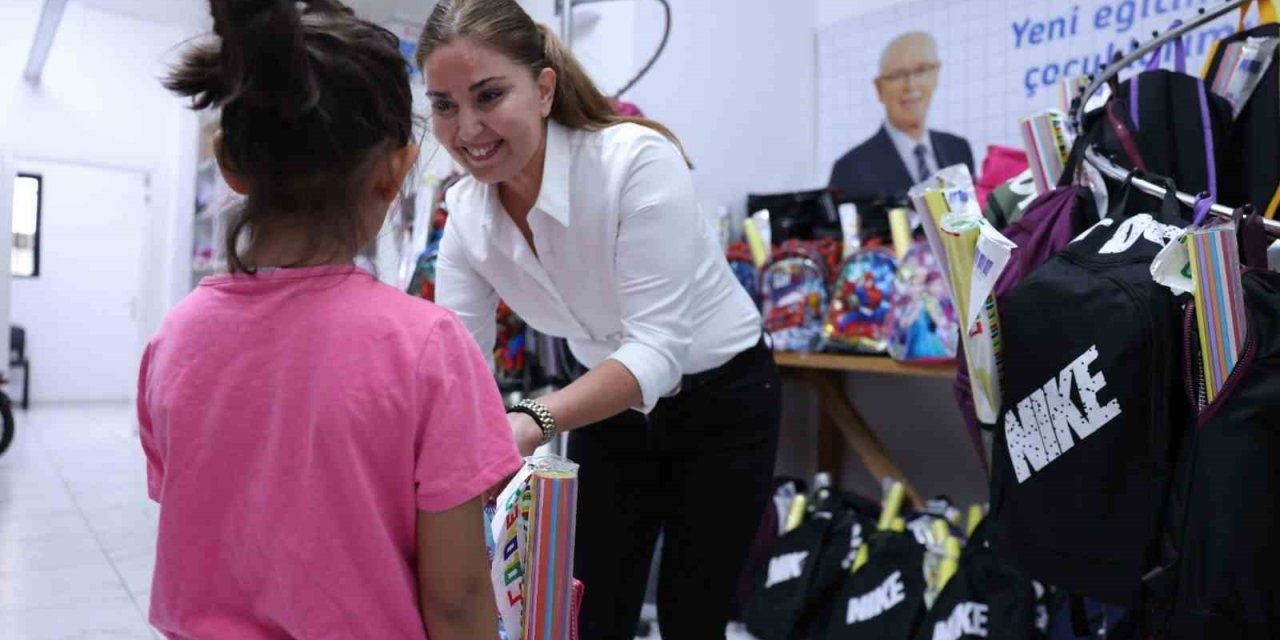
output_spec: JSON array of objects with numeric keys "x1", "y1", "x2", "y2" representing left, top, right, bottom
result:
[
  {"x1": 9, "y1": 154, "x2": 159, "y2": 402},
  {"x1": 0, "y1": 149, "x2": 12, "y2": 380}
]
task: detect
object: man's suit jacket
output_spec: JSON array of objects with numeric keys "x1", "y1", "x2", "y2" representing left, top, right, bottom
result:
[{"x1": 828, "y1": 126, "x2": 975, "y2": 202}]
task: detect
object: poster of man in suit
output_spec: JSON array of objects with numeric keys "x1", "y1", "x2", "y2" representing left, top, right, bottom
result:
[{"x1": 828, "y1": 32, "x2": 975, "y2": 202}]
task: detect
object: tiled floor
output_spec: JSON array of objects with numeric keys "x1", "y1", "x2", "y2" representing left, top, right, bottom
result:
[
  {"x1": 0, "y1": 404, "x2": 758, "y2": 640},
  {"x1": 0, "y1": 403, "x2": 160, "y2": 639}
]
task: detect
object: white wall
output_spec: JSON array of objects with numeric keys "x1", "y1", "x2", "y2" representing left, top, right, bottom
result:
[
  {"x1": 0, "y1": 1, "x2": 199, "y2": 400},
  {"x1": 515, "y1": 0, "x2": 638, "y2": 105},
  {"x1": 817, "y1": 0, "x2": 911, "y2": 29},
  {"x1": 520, "y1": 0, "x2": 820, "y2": 215},
  {"x1": 628, "y1": 1, "x2": 821, "y2": 215}
]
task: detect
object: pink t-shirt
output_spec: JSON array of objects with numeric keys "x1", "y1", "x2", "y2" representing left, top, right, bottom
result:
[{"x1": 137, "y1": 265, "x2": 521, "y2": 639}]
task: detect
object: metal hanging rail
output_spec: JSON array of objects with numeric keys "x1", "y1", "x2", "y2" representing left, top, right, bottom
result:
[{"x1": 1071, "y1": 0, "x2": 1280, "y2": 238}]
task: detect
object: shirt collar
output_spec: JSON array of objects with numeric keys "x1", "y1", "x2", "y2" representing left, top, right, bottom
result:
[
  {"x1": 534, "y1": 119, "x2": 572, "y2": 227},
  {"x1": 479, "y1": 120, "x2": 572, "y2": 230},
  {"x1": 884, "y1": 120, "x2": 931, "y2": 154}
]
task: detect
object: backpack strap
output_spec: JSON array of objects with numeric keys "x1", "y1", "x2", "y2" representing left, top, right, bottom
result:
[
  {"x1": 1200, "y1": 38, "x2": 1223, "y2": 80},
  {"x1": 1239, "y1": 0, "x2": 1278, "y2": 30},
  {"x1": 1132, "y1": 21, "x2": 1188, "y2": 130},
  {"x1": 1061, "y1": 98, "x2": 1145, "y2": 189},
  {"x1": 1145, "y1": 20, "x2": 1188, "y2": 75},
  {"x1": 1191, "y1": 193, "x2": 1216, "y2": 228},
  {"x1": 1236, "y1": 205, "x2": 1272, "y2": 268},
  {"x1": 1195, "y1": 81, "x2": 1219, "y2": 200},
  {"x1": 1106, "y1": 100, "x2": 1148, "y2": 171},
  {"x1": 1108, "y1": 171, "x2": 1184, "y2": 224}
]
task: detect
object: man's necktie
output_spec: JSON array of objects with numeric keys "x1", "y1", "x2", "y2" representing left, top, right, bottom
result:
[{"x1": 914, "y1": 144, "x2": 931, "y2": 183}]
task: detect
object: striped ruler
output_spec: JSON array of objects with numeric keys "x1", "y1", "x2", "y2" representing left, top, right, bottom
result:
[
  {"x1": 1209, "y1": 42, "x2": 1245, "y2": 99},
  {"x1": 1187, "y1": 225, "x2": 1248, "y2": 403},
  {"x1": 1020, "y1": 109, "x2": 1074, "y2": 196},
  {"x1": 524, "y1": 469, "x2": 580, "y2": 640}
]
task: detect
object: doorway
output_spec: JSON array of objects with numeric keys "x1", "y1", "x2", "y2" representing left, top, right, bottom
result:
[{"x1": 9, "y1": 160, "x2": 149, "y2": 404}]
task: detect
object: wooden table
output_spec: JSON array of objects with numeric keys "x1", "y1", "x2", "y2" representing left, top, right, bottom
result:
[{"x1": 774, "y1": 352, "x2": 954, "y2": 509}]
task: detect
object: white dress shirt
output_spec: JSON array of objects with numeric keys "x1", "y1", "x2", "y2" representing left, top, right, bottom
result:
[
  {"x1": 437, "y1": 120, "x2": 763, "y2": 413},
  {"x1": 885, "y1": 120, "x2": 937, "y2": 182}
]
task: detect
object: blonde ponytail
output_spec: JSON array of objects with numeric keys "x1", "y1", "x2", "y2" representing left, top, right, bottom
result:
[
  {"x1": 418, "y1": 0, "x2": 691, "y2": 165},
  {"x1": 536, "y1": 25, "x2": 690, "y2": 165}
]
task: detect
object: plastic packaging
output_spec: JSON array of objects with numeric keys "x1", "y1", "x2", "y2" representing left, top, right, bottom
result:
[
  {"x1": 489, "y1": 456, "x2": 581, "y2": 640},
  {"x1": 746, "y1": 210, "x2": 772, "y2": 268},
  {"x1": 525, "y1": 456, "x2": 580, "y2": 640},
  {"x1": 910, "y1": 165, "x2": 1016, "y2": 424},
  {"x1": 838, "y1": 203, "x2": 861, "y2": 258},
  {"x1": 490, "y1": 463, "x2": 536, "y2": 640},
  {"x1": 761, "y1": 257, "x2": 828, "y2": 352},
  {"x1": 887, "y1": 242, "x2": 959, "y2": 362}
]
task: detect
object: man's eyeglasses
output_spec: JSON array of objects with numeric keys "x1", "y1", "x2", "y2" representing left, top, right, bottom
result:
[{"x1": 877, "y1": 62, "x2": 941, "y2": 86}]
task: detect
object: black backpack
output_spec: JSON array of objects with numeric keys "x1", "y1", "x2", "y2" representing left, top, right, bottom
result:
[
  {"x1": 1086, "y1": 39, "x2": 1233, "y2": 220},
  {"x1": 914, "y1": 522, "x2": 1042, "y2": 640},
  {"x1": 1149, "y1": 267, "x2": 1280, "y2": 638},
  {"x1": 824, "y1": 531, "x2": 927, "y2": 640},
  {"x1": 988, "y1": 183, "x2": 1191, "y2": 607},
  {"x1": 744, "y1": 490, "x2": 879, "y2": 640},
  {"x1": 1203, "y1": 19, "x2": 1280, "y2": 219}
]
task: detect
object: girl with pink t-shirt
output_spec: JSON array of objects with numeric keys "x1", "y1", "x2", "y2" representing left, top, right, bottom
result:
[{"x1": 137, "y1": 1, "x2": 521, "y2": 638}]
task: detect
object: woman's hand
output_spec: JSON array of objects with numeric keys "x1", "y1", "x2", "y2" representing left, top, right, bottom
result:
[{"x1": 509, "y1": 412, "x2": 542, "y2": 457}]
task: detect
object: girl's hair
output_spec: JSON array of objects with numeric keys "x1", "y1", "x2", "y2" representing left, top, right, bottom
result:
[
  {"x1": 416, "y1": 0, "x2": 689, "y2": 164},
  {"x1": 165, "y1": 0, "x2": 414, "y2": 273}
]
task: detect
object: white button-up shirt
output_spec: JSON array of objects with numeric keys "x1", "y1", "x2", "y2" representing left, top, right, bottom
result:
[{"x1": 437, "y1": 120, "x2": 762, "y2": 413}]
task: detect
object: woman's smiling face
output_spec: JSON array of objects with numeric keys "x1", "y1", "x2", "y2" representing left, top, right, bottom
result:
[{"x1": 424, "y1": 38, "x2": 555, "y2": 185}]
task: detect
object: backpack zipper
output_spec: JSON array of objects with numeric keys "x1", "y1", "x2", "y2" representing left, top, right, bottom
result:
[
  {"x1": 1183, "y1": 296, "x2": 1258, "y2": 422},
  {"x1": 1183, "y1": 299, "x2": 1207, "y2": 414}
]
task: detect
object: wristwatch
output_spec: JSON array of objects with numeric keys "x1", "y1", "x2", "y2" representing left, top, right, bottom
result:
[{"x1": 508, "y1": 399, "x2": 559, "y2": 446}]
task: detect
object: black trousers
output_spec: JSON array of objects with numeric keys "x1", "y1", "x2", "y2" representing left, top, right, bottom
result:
[{"x1": 568, "y1": 340, "x2": 781, "y2": 640}]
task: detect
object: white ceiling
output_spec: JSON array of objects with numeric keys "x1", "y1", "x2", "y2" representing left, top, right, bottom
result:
[{"x1": 73, "y1": 0, "x2": 440, "y2": 32}]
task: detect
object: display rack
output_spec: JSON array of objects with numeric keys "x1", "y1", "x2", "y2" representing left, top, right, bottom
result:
[{"x1": 1072, "y1": 0, "x2": 1280, "y2": 238}]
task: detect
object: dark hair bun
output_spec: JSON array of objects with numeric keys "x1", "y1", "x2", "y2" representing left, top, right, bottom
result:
[
  {"x1": 213, "y1": 0, "x2": 318, "y2": 118},
  {"x1": 164, "y1": 0, "x2": 414, "y2": 274}
]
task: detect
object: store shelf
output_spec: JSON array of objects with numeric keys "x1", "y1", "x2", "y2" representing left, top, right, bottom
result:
[{"x1": 773, "y1": 351, "x2": 954, "y2": 378}]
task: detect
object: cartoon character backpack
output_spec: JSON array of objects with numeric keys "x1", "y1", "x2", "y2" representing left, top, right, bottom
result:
[
  {"x1": 888, "y1": 242, "x2": 958, "y2": 362},
  {"x1": 761, "y1": 246, "x2": 829, "y2": 352},
  {"x1": 822, "y1": 249, "x2": 898, "y2": 353}
]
